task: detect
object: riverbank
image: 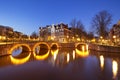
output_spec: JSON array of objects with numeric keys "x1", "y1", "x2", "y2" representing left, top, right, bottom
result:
[{"x1": 89, "y1": 43, "x2": 120, "y2": 53}]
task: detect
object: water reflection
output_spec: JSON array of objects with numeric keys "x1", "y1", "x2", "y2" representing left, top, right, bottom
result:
[
  {"x1": 0, "y1": 46, "x2": 120, "y2": 79},
  {"x1": 51, "y1": 49, "x2": 59, "y2": 61},
  {"x1": 35, "y1": 46, "x2": 40, "y2": 55},
  {"x1": 76, "y1": 44, "x2": 89, "y2": 57},
  {"x1": 112, "y1": 60, "x2": 118, "y2": 79},
  {"x1": 76, "y1": 49, "x2": 89, "y2": 57},
  {"x1": 12, "y1": 46, "x2": 22, "y2": 56},
  {"x1": 67, "y1": 53, "x2": 70, "y2": 63},
  {"x1": 100, "y1": 55, "x2": 104, "y2": 70},
  {"x1": 33, "y1": 47, "x2": 49, "y2": 60},
  {"x1": 73, "y1": 50, "x2": 75, "y2": 59},
  {"x1": 10, "y1": 52, "x2": 31, "y2": 65}
]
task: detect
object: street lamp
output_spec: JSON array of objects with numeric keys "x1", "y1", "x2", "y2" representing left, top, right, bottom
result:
[{"x1": 113, "y1": 35, "x2": 116, "y2": 45}]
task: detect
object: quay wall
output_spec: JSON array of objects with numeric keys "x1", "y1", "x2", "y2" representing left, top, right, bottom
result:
[
  {"x1": 0, "y1": 44, "x2": 13, "y2": 56},
  {"x1": 89, "y1": 43, "x2": 120, "y2": 53},
  {"x1": 59, "y1": 43, "x2": 75, "y2": 48}
]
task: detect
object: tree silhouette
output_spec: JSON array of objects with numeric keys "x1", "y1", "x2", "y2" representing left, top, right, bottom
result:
[
  {"x1": 91, "y1": 10, "x2": 112, "y2": 38},
  {"x1": 70, "y1": 18, "x2": 86, "y2": 41}
]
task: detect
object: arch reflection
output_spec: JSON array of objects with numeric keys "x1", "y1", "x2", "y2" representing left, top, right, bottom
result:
[
  {"x1": 51, "y1": 49, "x2": 59, "y2": 55},
  {"x1": 75, "y1": 48, "x2": 89, "y2": 57},
  {"x1": 10, "y1": 52, "x2": 31, "y2": 65},
  {"x1": 51, "y1": 49, "x2": 59, "y2": 60},
  {"x1": 12, "y1": 46, "x2": 22, "y2": 57},
  {"x1": 33, "y1": 48, "x2": 49, "y2": 60}
]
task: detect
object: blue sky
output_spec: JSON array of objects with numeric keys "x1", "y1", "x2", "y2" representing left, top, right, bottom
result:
[{"x1": 0, "y1": 0, "x2": 120, "y2": 35}]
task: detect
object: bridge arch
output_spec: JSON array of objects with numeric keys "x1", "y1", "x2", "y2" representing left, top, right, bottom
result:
[
  {"x1": 8, "y1": 44, "x2": 31, "y2": 55},
  {"x1": 75, "y1": 43, "x2": 86, "y2": 48},
  {"x1": 50, "y1": 43, "x2": 59, "y2": 49},
  {"x1": 33, "y1": 42, "x2": 50, "y2": 52}
]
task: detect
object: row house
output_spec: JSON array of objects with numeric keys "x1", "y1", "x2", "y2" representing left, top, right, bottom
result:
[
  {"x1": 39, "y1": 23, "x2": 73, "y2": 43},
  {"x1": 109, "y1": 20, "x2": 120, "y2": 44},
  {"x1": 0, "y1": 25, "x2": 14, "y2": 40}
]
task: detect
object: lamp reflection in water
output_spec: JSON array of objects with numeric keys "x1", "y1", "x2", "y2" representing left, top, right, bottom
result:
[
  {"x1": 86, "y1": 44, "x2": 88, "y2": 51},
  {"x1": 112, "y1": 60, "x2": 118, "y2": 79},
  {"x1": 73, "y1": 50, "x2": 75, "y2": 59},
  {"x1": 76, "y1": 44, "x2": 89, "y2": 57},
  {"x1": 67, "y1": 53, "x2": 70, "y2": 63},
  {"x1": 10, "y1": 52, "x2": 31, "y2": 65},
  {"x1": 82, "y1": 46, "x2": 85, "y2": 52},
  {"x1": 51, "y1": 49, "x2": 59, "y2": 60},
  {"x1": 100, "y1": 55, "x2": 104, "y2": 69}
]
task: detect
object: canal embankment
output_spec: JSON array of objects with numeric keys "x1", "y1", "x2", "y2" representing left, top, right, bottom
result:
[
  {"x1": 59, "y1": 43, "x2": 75, "y2": 48},
  {"x1": 89, "y1": 43, "x2": 120, "y2": 53}
]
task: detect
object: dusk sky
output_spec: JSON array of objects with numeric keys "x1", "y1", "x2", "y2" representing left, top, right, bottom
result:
[{"x1": 0, "y1": 0, "x2": 120, "y2": 35}]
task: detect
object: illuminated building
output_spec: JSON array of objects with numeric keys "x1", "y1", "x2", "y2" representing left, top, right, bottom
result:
[
  {"x1": 109, "y1": 20, "x2": 120, "y2": 44},
  {"x1": 39, "y1": 23, "x2": 73, "y2": 42}
]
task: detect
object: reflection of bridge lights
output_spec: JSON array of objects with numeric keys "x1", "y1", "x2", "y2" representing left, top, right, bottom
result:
[
  {"x1": 35, "y1": 46, "x2": 40, "y2": 54},
  {"x1": 75, "y1": 48, "x2": 89, "y2": 57},
  {"x1": 86, "y1": 44, "x2": 88, "y2": 51},
  {"x1": 67, "y1": 53, "x2": 70, "y2": 62},
  {"x1": 112, "y1": 60, "x2": 118, "y2": 79},
  {"x1": 73, "y1": 50, "x2": 75, "y2": 59},
  {"x1": 51, "y1": 49, "x2": 59, "y2": 61},
  {"x1": 33, "y1": 50, "x2": 49, "y2": 60},
  {"x1": 51, "y1": 49, "x2": 59, "y2": 55},
  {"x1": 10, "y1": 53, "x2": 31, "y2": 65},
  {"x1": 82, "y1": 46, "x2": 85, "y2": 52},
  {"x1": 100, "y1": 55, "x2": 104, "y2": 69},
  {"x1": 53, "y1": 53, "x2": 57, "y2": 61}
]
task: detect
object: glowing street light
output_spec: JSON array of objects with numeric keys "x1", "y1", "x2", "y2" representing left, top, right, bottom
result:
[
  {"x1": 100, "y1": 36, "x2": 103, "y2": 44},
  {"x1": 113, "y1": 35, "x2": 116, "y2": 39},
  {"x1": 100, "y1": 36, "x2": 103, "y2": 39},
  {"x1": 113, "y1": 35, "x2": 116, "y2": 45}
]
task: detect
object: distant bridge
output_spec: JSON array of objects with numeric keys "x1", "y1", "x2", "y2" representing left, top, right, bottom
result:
[{"x1": 0, "y1": 41, "x2": 87, "y2": 56}]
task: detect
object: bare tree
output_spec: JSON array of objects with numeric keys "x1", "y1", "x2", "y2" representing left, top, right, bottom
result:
[
  {"x1": 87, "y1": 32, "x2": 94, "y2": 40},
  {"x1": 70, "y1": 18, "x2": 77, "y2": 37},
  {"x1": 76, "y1": 20, "x2": 85, "y2": 37},
  {"x1": 70, "y1": 19, "x2": 86, "y2": 40},
  {"x1": 91, "y1": 10, "x2": 112, "y2": 38}
]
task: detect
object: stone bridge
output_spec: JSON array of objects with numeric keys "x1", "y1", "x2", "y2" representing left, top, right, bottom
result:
[{"x1": 0, "y1": 41, "x2": 87, "y2": 56}]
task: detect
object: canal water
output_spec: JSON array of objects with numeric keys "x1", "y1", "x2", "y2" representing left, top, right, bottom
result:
[{"x1": 0, "y1": 47, "x2": 119, "y2": 80}]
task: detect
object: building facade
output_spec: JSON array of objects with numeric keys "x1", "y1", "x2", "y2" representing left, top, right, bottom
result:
[
  {"x1": 39, "y1": 23, "x2": 73, "y2": 43},
  {"x1": 109, "y1": 20, "x2": 120, "y2": 44}
]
